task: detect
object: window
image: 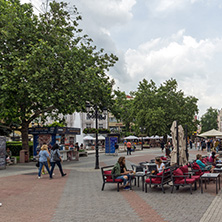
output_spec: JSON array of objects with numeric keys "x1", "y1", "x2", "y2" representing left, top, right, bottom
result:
[
  {"x1": 99, "y1": 124, "x2": 103, "y2": 128},
  {"x1": 86, "y1": 123, "x2": 91, "y2": 128},
  {"x1": 109, "y1": 117, "x2": 117, "y2": 123}
]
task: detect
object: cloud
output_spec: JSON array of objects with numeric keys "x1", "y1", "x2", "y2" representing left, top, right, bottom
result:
[{"x1": 123, "y1": 30, "x2": 222, "y2": 115}]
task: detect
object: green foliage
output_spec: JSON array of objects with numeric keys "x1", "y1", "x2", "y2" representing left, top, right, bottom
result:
[
  {"x1": 83, "y1": 128, "x2": 110, "y2": 134},
  {"x1": 45, "y1": 122, "x2": 65, "y2": 127},
  {"x1": 113, "y1": 78, "x2": 199, "y2": 137},
  {"x1": 0, "y1": 0, "x2": 117, "y2": 150},
  {"x1": 6, "y1": 141, "x2": 33, "y2": 156},
  {"x1": 201, "y1": 107, "x2": 218, "y2": 133}
]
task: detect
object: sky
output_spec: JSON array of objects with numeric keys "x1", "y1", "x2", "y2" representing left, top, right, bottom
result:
[{"x1": 21, "y1": 0, "x2": 222, "y2": 117}]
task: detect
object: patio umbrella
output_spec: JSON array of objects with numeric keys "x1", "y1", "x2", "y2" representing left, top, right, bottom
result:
[
  {"x1": 178, "y1": 125, "x2": 187, "y2": 165},
  {"x1": 83, "y1": 135, "x2": 95, "y2": 140},
  {"x1": 98, "y1": 135, "x2": 105, "y2": 140},
  {"x1": 198, "y1": 129, "x2": 222, "y2": 137},
  {"x1": 170, "y1": 121, "x2": 177, "y2": 166},
  {"x1": 124, "y1": 135, "x2": 139, "y2": 140}
]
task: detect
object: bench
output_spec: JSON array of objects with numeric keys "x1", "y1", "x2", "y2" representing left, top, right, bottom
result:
[
  {"x1": 145, "y1": 167, "x2": 173, "y2": 193},
  {"x1": 101, "y1": 165, "x2": 123, "y2": 192}
]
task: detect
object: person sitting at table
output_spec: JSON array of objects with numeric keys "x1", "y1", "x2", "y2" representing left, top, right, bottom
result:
[
  {"x1": 155, "y1": 157, "x2": 165, "y2": 173},
  {"x1": 209, "y1": 151, "x2": 219, "y2": 166},
  {"x1": 196, "y1": 154, "x2": 214, "y2": 173},
  {"x1": 111, "y1": 156, "x2": 133, "y2": 190}
]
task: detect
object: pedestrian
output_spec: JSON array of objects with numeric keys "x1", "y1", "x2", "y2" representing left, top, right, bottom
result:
[
  {"x1": 126, "y1": 141, "x2": 132, "y2": 155},
  {"x1": 160, "y1": 140, "x2": 165, "y2": 153},
  {"x1": 114, "y1": 142, "x2": 119, "y2": 156},
  {"x1": 50, "y1": 143, "x2": 67, "y2": 179},
  {"x1": 189, "y1": 139, "x2": 193, "y2": 149},
  {"x1": 75, "y1": 142, "x2": 80, "y2": 151},
  {"x1": 197, "y1": 140, "x2": 200, "y2": 151},
  {"x1": 38, "y1": 145, "x2": 50, "y2": 179}
]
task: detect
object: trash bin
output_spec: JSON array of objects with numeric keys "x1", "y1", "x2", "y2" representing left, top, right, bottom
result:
[{"x1": 20, "y1": 150, "x2": 29, "y2": 163}]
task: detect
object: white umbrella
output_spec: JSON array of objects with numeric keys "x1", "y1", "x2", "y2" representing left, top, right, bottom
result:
[
  {"x1": 178, "y1": 125, "x2": 187, "y2": 165},
  {"x1": 83, "y1": 135, "x2": 95, "y2": 140},
  {"x1": 124, "y1": 135, "x2": 139, "y2": 140},
  {"x1": 170, "y1": 121, "x2": 177, "y2": 166},
  {"x1": 98, "y1": 135, "x2": 105, "y2": 140},
  {"x1": 198, "y1": 129, "x2": 222, "y2": 137}
]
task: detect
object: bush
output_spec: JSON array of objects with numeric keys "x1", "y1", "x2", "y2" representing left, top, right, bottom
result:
[{"x1": 6, "y1": 141, "x2": 33, "y2": 156}]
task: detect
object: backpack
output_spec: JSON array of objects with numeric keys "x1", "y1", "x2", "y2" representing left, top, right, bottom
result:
[{"x1": 53, "y1": 150, "x2": 61, "y2": 162}]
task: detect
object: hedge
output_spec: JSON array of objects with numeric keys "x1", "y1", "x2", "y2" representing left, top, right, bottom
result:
[{"x1": 6, "y1": 141, "x2": 33, "y2": 156}]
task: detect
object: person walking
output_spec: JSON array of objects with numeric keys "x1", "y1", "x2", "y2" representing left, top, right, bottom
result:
[
  {"x1": 126, "y1": 141, "x2": 132, "y2": 155},
  {"x1": 50, "y1": 143, "x2": 67, "y2": 179},
  {"x1": 114, "y1": 142, "x2": 119, "y2": 156},
  {"x1": 38, "y1": 145, "x2": 50, "y2": 179}
]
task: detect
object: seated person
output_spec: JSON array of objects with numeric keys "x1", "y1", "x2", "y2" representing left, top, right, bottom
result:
[
  {"x1": 209, "y1": 151, "x2": 219, "y2": 166},
  {"x1": 6, "y1": 148, "x2": 12, "y2": 164},
  {"x1": 111, "y1": 156, "x2": 133, "y2": 189},
  {"x1": 196, "y1": 154, "x2": 214, "y2": 173},
  {"x1": 155, "y1": 157, "x2": 165, "y2": 173}
]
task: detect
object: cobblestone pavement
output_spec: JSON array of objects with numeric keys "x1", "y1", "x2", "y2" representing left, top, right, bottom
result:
[{"x1": 1, "y1": 148, "x2": 222, "y2": 222}]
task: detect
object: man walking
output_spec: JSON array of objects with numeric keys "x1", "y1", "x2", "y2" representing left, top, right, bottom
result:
[{"x1": 126, "y1": 141, "x2": 132, "y2": 155}]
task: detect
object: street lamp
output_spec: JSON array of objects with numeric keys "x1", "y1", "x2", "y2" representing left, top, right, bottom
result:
[
  {"x1": 139, "y1": 127, "x2": 146, "y2": 150},
  {"x1": 86, "y1": 103, "x2": 107, "y2": 169}
]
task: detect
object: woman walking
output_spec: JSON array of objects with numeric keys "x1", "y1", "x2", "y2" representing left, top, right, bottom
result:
[
  {"x1": 50, "y1": 144, "x2": 67, "y2": 179},
  {"x1": 38, "y1": 145, "x2": 50, "y2": 179}
]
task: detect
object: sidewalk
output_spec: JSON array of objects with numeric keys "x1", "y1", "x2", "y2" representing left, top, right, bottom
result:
[{"x1": 1, "y1": 148, "x2": 221, "y2": 222}]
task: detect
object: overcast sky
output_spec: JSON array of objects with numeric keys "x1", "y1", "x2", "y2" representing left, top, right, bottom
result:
[{"x1": 21, "y1": 0, "x2": 222, "y2": 117}]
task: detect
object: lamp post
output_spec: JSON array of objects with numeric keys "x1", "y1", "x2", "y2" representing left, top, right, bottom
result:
[
  {"x1": 86, "y1": 104, "x2": 107, "y2": 169},
  {"x1": 139, "y1": 127, "x2": 146, "y2": 150}
]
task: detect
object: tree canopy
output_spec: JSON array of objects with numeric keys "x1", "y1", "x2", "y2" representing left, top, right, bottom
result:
[
  {"x1": 0, "y1": 0, "x2": 117, "y2": 149},
  {"x1": 112, "y1": 79, "x2": 199, "y2": 137},
  {"x1": 201, "y1": 107, "x2": 218, "y2": 133}
]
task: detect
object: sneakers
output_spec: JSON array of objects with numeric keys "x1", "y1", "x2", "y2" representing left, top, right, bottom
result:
[
  {"x1": 62, "y1": 173, "x2": 67, "y2": 177},
  {"x1": 124, "y1": 186, "x2": 130, "y2": 190},
  {"x1": 0, "y1": 203, "x2": 2, "y2": 207},
  {"x1": 38, "y1": 176, "x2": 41, "y2": 179}
]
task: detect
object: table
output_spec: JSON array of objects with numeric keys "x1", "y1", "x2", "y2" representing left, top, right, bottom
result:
[
  {"x1": 216, "y1": 164, "x2": 222, "y2": 168},
  {"x1": 129, "y1": 172, "x2": 149, "y2": 191},
  {"x1": 200, "y1": 173, "x2": 220, "y2": 194}
]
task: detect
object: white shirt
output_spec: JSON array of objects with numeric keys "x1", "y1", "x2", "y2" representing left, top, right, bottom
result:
[{"x1": 157, "y1": 163, "x2": 165, "y2": 173}]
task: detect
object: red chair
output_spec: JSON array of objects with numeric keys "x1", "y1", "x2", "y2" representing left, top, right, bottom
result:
[
  {"x1": 101, "y1": 165, "x2": 123, "y2": 192},
  {"x1": 171, "y1": 168, "x2": 196, "y2": 194},
  {"x1": 180, "y1": 165, "x2": 200, "y2": 188},
  {"x1": 191, "y1": 162, "x2": 210, "y2": 176},
  {"x1": 145, "y1": 167, "x2": 172, "y2": 193}
]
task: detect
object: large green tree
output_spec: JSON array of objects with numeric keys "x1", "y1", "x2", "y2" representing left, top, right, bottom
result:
[
  {"x1": 201, "y1": 107, "x2": 218, "y2": 133},
  {"x1": 0, "y1": 0, "x2": 117, "y2": 150},
  {"x1": 131, "y1": 78, "x2": 198, "y2": 137}
]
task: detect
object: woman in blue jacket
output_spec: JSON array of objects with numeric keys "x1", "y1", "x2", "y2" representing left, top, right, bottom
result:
[{"x1": 38, "y1": 145, "x2": 50, "y2": 179}]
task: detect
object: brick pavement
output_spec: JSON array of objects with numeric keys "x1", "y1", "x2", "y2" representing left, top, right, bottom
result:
[{"x1": 0, "y1": 148, "x2": 222, "y2": 222}]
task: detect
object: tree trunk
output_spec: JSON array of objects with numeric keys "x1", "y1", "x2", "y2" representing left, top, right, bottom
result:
[{"x1": 21, "y1": 121, "x2": 29, "y2": 151}]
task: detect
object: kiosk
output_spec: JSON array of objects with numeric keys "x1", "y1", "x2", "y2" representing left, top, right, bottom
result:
[{"x1": 28, "y1": 126, "x2": 81, "y2": 161}]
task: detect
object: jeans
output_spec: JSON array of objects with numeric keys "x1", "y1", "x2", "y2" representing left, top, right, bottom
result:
[
  {"x1": 127, "y1": 148, "x2": 131, "y2": 155},
  {"x1": 50, "y1": 161, "x2": 65, "y2": 178},
  {"x1": 116, "y1": 174, "x2": 130, "y2": 186},
  {"x1": 38, "y1": 162, "x2": 50, "y2": 177}
]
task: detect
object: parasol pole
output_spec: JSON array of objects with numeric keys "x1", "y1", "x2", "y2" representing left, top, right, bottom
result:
[{"x1": 176, "y1": 120, "x2": 179, "y2": 165}]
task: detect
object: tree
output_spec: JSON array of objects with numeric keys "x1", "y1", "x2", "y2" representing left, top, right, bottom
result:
[
  {"x1": 0, "y1": 0, "x2": 117, "y2": 151},
  {"x1": 201, "y1": 107, "x2": 218, "y2": 133},
  {"x1": 130, "y1": 78, "x2": 198, "y2": 137},
  {"x1": 111, "y1": 90, "x2": 134, "y2": 134}
]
